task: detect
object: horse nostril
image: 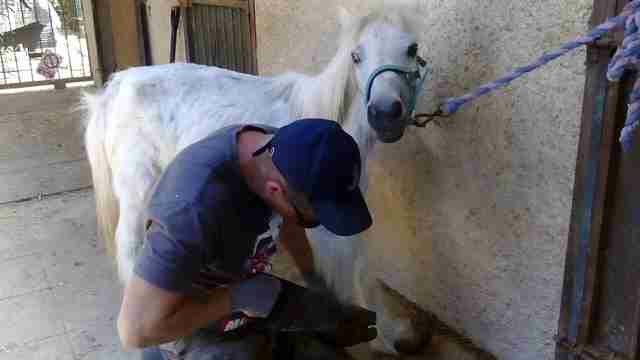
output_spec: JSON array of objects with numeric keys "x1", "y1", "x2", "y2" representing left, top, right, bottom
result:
[
  {"x1": 389, "y1": 100, "x2": 403, "y2": 118},
  {"x1": 368, "y1": 100, "x2": 404, "y2": 123}
]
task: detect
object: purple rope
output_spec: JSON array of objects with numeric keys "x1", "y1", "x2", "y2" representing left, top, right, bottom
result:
[
  {"x1": 608, "y1": 1, "x2": 640, "y2": 151},
  {"x1": 439, "y1": 0, "x2": 640, "y2": 151}
]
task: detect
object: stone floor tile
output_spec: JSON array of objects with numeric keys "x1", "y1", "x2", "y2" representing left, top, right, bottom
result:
[
  {"x1": 0, "y1": 335, "x2": 73, "y2": 360},
  {"x1": 0, "y1": 289, "x2": 64, "y2": 346}
]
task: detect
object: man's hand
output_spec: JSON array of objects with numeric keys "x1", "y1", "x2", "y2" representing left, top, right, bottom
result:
[{"x1": 229, "y1": 273, "x2": 282, "y2": 318}]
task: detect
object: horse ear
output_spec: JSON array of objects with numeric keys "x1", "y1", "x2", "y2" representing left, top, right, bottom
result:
[{"x1": 337, "y1": 6, "x2": 353, "y2": 28}]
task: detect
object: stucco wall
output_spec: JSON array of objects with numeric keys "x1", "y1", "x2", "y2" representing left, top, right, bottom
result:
[
  {"x1": 144, "y1": 0, "x2": 592, "y2": 359},
  {"x1": 257, "y1": 1, "x2": 590, "y2": 359}
]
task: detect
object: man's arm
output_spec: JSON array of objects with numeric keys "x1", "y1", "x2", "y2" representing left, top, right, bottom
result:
[
  {"x1": 118, "y1": 274, "x2": 231, "y2": 349},
  {"x1": 118, "y1": 269, "x2": 281, "y2": 349},
  {"x1": 117, "y1": 212, "x2": 233, "y2": 349}
]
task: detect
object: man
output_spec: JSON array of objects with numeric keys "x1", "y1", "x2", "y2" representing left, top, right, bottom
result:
[{"x1": 117, "y1": 119, "x2": 374, "y2": 359}]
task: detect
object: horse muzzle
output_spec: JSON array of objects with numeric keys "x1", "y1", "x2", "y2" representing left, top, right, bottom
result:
[
  {"x1": 367, "y1": 98, "x2": 408, "y2": 143},
  {"x1": 365, "y1": 60, "x2": 429, "y2": 143}
]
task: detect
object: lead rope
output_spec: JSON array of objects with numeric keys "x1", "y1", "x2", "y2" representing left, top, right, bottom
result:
[{"x1": 415, "y1": 0, "x2": 640, "y2": 151}]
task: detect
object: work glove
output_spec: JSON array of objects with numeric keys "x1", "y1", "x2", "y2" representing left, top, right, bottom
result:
[
  {"x1": 208, "y1": 273, "x2": 282, "y2": 336},
  {"x1": 220, "y1": 273, "x2": 377, "y2": 348},
  {"x1": 264, "y1": 275, "x2": 377, "y2": 347}
]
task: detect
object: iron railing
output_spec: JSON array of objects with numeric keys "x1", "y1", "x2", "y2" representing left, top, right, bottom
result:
[{"x1": 0, "y1": 0, "x2": 91, "y2": 89}]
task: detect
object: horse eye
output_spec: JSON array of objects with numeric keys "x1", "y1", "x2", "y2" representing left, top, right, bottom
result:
[
  {"x1": 352, "y1": 51, "x2": 361, "y2": 64},
  {"x1": 407, "y1": 43, "x2": 418, "y2": 57}
]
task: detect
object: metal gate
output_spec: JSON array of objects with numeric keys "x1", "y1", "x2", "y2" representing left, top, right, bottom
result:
[
  {"x1": 0, "y1": 0, "x2": 92, "y2": 89},
  {"x1": 183, "y1": 0, "x2": 257, "y2": 74},
  {"x1": 556, "y1": 1, "x2": 640, "y2": 359}
]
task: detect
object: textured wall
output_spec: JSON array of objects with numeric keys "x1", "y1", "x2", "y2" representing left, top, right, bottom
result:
[{"x1": 257, "y1": 1, "x2": 590, "y2": 359}]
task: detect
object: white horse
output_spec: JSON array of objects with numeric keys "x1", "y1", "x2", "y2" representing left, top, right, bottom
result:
[{"x1": 84, "y1": 6, "x2": 429, "y2": 356}]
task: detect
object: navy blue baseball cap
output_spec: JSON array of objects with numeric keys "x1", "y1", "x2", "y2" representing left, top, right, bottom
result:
[{"x1": 267, "y1": 118, "x2": 372, "y2": 236}]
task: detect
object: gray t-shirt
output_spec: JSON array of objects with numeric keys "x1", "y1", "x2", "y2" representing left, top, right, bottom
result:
[{"x1": 134, "y1": 124, "x2": 278, "y2": 293}]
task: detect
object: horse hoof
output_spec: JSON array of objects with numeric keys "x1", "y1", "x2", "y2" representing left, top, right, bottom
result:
[
  {"x1": 393, "y1": 333, "x2": 432, "y2": 355},
  {"x1": 368, "y1": 279, "x2": 433, "y2": 355}
]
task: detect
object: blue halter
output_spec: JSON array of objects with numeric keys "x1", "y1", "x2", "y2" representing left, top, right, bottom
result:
[{"x1": 364, "y1": 59, "x2": 430, "y2": 117}]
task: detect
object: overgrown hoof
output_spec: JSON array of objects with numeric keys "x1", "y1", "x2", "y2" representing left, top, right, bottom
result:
[
  {"x1": 370, "y1": 279, "x2": 433, "y2": 355},
  {"x1": 372, "y1": 279, "x2": 497, "y2": 359},
  {"x1": 393, "y1": 332, "x2": 432, "y2": 355}
]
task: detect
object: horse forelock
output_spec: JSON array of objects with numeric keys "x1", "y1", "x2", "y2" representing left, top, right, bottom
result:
[
  {"x1": 339, "y1": 5, "x2": 416, "y2": 47},
  {"x1": 290, "y1": 5, "x2": 414, "y2": 128}
]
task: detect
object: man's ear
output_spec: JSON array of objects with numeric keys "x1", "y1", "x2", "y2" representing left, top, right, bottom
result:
[{"x1": 265, "y1": 179, "x2": 284, "y2": 199}]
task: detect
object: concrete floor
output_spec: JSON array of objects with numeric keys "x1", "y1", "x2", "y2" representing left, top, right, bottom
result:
[{"x1": 0, "y1": 87, "x2": 137, "y2": 360}]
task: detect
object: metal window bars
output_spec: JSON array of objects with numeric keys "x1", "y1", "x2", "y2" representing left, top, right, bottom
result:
[{"x1": 0, "y1": 0, "x2": 92, "y2": 89}]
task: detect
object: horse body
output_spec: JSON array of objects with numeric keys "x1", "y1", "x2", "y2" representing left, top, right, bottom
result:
[{"x1": 85, "y1": 7, "x2": 425, "y2": 356}]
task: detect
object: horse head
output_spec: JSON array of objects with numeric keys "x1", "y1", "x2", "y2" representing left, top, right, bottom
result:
[{"x1": 341, "y1": 7, "x2": 426, "y2": 143}]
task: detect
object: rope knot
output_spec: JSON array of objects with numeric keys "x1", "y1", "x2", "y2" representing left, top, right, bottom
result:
[{"x1": 608, "y1": 0, "x2": 640, "y2": 151}]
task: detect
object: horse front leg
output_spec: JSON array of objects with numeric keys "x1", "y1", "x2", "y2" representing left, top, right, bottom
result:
[
  {"x1": 306, "y1": 228, "x2": 360, "y2": 304},
  {"x1": 112, "y1": 149, "x2": 159, "y2": 284},
  {"x1": 114, "y1": 200, "x2": 146, "y2": 283}
]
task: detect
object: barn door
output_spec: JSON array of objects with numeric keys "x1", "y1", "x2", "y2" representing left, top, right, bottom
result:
[
  {"x1": 556, "y1": 0, "x2": 640, "y2": 359},
  {"x1": 182, "y1": 0, "x2": 257, "y2": 74}
]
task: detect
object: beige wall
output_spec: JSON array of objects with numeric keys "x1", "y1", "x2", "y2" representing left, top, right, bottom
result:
[
  {"x1": 145, "y1": 0, "x2": 593, "y2": 358},
  {"x1": 146, "y1": 0, "x2": 187, "y2": 65},
  {"x1": 257, "y1": 1, "x2": 590, "y2": 359}
]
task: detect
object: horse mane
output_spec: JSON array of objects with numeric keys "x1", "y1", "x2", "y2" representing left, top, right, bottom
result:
[{"x1": 285, "y1": 6, "x2": 415, "y2": 125}]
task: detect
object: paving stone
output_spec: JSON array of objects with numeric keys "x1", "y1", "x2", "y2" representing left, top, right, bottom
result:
[
  {"x1": 50, "y1": 263, "x2": 122, "y2": 333},
  {"x1": 0, "y1": 289, "x2": 64, "y2": 346},
  {"x1": 0, "y1": 87, "x2": 90, "y2": 203},
  {"x1": 0, "y1": 88, "x2": 85, "y2": 115},
  {"x1": 74, "y1": 346, "x2": 139, "y2": 360},
  {"x1": 0, "y1": 253, "x2": 49, "y2": 300},
  {"x1": 0, "y1": 335, "x2": 73, "y2": 360},
  {"x1": 0, "y1": 108, "x2": 85, "y2": 174},
  {"x1": 66, "y1": 321, "x2": 126, "y2": 359},
  {"x1": 0, "y1": 159, "x2": 91, "y2": 204},
  {"x1": 0, "y1": 190, "x2": 98, "y2": 261}
]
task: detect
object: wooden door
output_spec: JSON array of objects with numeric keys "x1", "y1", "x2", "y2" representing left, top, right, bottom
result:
[
  {"x1": 556, "y1": 1, "x2": 640, "y2": 359},
  {"x1": 183, "y1": 0, "x2": 257, "y2": 74}
]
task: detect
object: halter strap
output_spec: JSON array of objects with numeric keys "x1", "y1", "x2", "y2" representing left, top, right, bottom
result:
[{"x1": 365, "y1": 63, "x2": 429, "y2": 116}]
